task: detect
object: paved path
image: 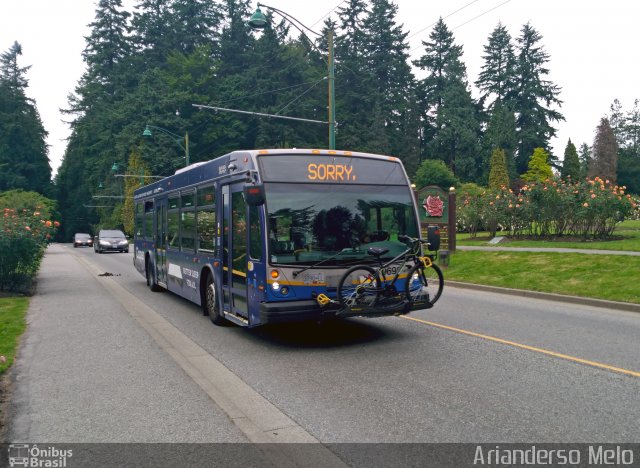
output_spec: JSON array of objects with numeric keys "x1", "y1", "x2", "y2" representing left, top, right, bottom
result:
[
  {"x1": 7, "y1": 244, "x2": 249, "y2": 443},
  {"x1": 458, "y1": 245, "x2": 640, "y2": 256}
]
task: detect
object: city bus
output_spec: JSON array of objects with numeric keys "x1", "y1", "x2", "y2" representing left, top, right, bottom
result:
[{"x1": 133, "y1": 149, "x2": 436, "y2": 328}]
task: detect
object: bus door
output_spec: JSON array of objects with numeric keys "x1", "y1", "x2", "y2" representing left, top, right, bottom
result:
[
  {"x1": 154, "y1": 197, "x2": 168, "y2": 287},
  {"x1": 221, "y1": 183, "x2": 249, "y2": 319}
]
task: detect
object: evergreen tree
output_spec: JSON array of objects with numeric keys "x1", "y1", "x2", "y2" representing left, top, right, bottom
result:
[
  {"x1": 361, "y1": 0, "x2": 418, "y2": 167},
  {"x1": 333, "y1": 0, "x2": 371, "y2": 152},
  {"x1": 131, "y1": 0, "x2": 176, "y2": 63},
  {"x1": 482, "y1": 102, "x2": 517, "y2": 182},
  {"x1": 476, "y1": 22, "x2": 516, "y2": 110},
  {"x1": 488, "y1": 148, "x2": 510, "y2": 189},
  {"x1": 578, "y1": 143, "x2": 591, "y2": 180},
  {"x1": 0, "y1": 41, "x2": 51, "y2": 194},
  {"x1": 82, "y1": 0, "x2": 132, "y2": 97},
  {"x1": 588, "y1": 117, "x2": 618, "y2": 182},
  {"x1": 560, "y1": 139, "x2": 580, "y2": 182},
  {"x1": 413, "y1": 18, "x2": 480, "y2": 181},
  {"x1": 616, "y1": 100, "x2": 640, "y2": 193},
  {"x1": 512, "y1": 23, "x2": 563, "y2": 174},
  {"x1": 171, "y1": 0, "x2": 223, "y2": 55},
  {"x1": 522, "y1": 147, "x2": 553, "y2": 183}
]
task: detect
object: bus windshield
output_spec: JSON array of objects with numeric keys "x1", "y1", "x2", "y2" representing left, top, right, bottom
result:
[{"x1": 264, "y1": 183, "x2": 419, "y2": 266}]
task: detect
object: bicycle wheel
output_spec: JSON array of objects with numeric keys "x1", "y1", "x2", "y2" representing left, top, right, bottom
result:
[
  {"x1": 405, "y1": 263, "x2": 444, "y2": 307},
  {"x1": 337, "y1": 266, "x2": 381, "y2": 308}
]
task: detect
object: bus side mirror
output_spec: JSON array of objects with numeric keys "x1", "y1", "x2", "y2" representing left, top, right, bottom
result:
[
  {"x1": 427, "y1": 225, "x2": 440, "y2": 251},
  {"x1": 244, "y1": 184, "x2": 265, "y2": 206}
]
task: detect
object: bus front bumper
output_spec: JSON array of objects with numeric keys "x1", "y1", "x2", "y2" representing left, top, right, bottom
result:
[
  {"x1": 259, "y1": 300, "x2": 339, "y2": 324},
  {"x1": 258, "y1": 298, "x2": 430, "y2": 324}
]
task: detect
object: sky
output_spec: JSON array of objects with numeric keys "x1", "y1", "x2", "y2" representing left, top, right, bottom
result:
[{"x1": 1, "y1": 0, "x2": 639, "y2": 177}]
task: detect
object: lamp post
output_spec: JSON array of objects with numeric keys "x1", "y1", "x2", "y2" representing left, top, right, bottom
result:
[
  {"x1": 142, "y1": 124, "x2": 190, "y2": 166},
  {"x1": 248, "y1": 3, "x2": 336, "y2": 150}
]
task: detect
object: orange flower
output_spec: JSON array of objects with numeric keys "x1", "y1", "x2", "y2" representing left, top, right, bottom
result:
[{"x1": 583, "y1": 202, "x2": 589, "y2": 207}]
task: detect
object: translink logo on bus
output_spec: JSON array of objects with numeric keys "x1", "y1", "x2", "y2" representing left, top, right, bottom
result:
[{"x1": 307, "y1": 163, "x2": 356, "y2": 181}]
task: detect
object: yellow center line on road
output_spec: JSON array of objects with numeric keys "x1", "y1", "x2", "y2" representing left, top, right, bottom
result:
[{"x1": 401, "y1": 315, "x2": 640, "y2": 379}]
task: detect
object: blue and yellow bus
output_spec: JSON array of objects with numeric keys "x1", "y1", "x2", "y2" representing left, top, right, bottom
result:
[{"x1": 133, "y1": 149, "x2": 432, "y2": 328}]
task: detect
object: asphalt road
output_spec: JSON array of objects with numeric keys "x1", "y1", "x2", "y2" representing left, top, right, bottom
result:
[{"x1": 6, "y1": 244, "x2": 640, "y2": 450}]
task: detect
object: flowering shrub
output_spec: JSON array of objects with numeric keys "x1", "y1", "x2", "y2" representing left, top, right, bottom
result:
[
  {"x1": 0, "y1": 207, "x2": 59, "y2": 293},
  {"x1": 457, "y1": 178, "x2": 636, "y2": 239}
]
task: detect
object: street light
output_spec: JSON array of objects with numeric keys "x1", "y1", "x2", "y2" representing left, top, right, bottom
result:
[
  {"x1": 142, "y1": 124, "x2": 190, "y2": 166},
  {"x1": 248, "y1": 3, "x2": 336, "y2": 150}
]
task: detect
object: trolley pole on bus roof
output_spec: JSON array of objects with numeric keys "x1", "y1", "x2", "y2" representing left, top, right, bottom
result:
[{"x1": 248, "y1": 3, "x2": 336, "y2": 150}]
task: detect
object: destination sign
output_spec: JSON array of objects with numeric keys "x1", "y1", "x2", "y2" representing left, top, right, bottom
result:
[{"x1": 258, "y1": 155, "x2": 407, "y2": 185}]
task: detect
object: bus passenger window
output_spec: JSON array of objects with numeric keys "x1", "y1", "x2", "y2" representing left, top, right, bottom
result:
[
  {"x1": 197, "y1": 209, "x2": 216, "y2": 251},
  {"x1": 144, "y1": 201, "x2": 154, "y2": 239},
  {"x1": 167, "y1": 210, "x2": 179, "y2": 248},
  {"x1": 182, "y1": 211, "x2": 196, "y2": 250}
]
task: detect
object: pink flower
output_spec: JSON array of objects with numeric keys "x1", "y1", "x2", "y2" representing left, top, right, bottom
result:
[
  {"x1": 583, "y1": 202, "x2": 589, "y2": 207},
  {"x1": 591, "y1": 194, "x2": 596, "y2": 199}
]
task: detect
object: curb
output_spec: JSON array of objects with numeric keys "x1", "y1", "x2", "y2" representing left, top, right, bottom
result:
[{"x1": 445, "y1": 280, "x2": 640, "y2": 313}]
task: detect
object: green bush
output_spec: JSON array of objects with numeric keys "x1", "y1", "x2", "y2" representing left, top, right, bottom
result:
[
  {"x1": 414, "y1": 159, "x2": 460, "y2": 190},
  {"x1": 0, "y1": 207, "x2": 59, "y2": 293}
]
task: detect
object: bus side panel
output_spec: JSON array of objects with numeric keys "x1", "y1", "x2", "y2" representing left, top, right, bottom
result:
[{"x1": 165, "y1": 249, "x2": 200, "y2": 304}]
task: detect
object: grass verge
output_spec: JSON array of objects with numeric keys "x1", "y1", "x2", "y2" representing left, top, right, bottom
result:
[
  {"x1": 0, "y1": 296, "x2": 29, "y2": 375},
  {"x1": 457, "y1": 220, "x2": 640, "y2": 251},
  {"x1": 444, "y1": 251, "x2": 640, "y2": 304}
]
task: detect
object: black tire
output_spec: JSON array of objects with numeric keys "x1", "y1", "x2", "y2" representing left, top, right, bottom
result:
[
  {"x1": 146, "y1": 260, "x2": 162, "y2": 292},
  {"x1": 337, "y1": 266, "x2": 381, "y2": 308},
  {"x1": 204, "y1": 274, "x2": 225, "y2": 325},
  {"x1": 405, "y1": 262, "x2": 443, "y2": 307}
]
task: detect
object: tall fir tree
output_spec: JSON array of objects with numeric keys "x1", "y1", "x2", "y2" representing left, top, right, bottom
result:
[
  {"x1": 413, "y1": 18, "x2": 480, "y2": 181},
  {"x1": 512, "y1": 23, "x2": 563, "y2": 174},
  {"x1": 588, "y1": 117, "x2": 618, "y2": 182},
  {"x1": 361, "y1": 0, "x2": 418, "y2": 167},
  {"x1": 0, "y1": 41, "x2": 51, "y2": 194},
  {"x1": 476, "y1": 22, "x2": 516, "y2": 110},
  {"x1": 560, "y1": 139, "x2": 580, "y2": 182},
  {"x1": 333, "y1": 0, "x2": 371, "y2": 152},
  {"x1": 578, "y1": 143, "x2": 591, "y2": 179}
]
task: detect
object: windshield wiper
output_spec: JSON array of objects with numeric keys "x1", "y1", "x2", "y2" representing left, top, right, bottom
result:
[{"x1": 292, "y1": 248, "x2": 361, "y2": 278}]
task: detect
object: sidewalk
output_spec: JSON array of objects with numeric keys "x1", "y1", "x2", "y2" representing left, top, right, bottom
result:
[
  {"x1": 457, "y1": 245, "x2": 640, "y2": 256},
  {"x1": 6, "y1": 244, "x2": 248, "y2": 442}
]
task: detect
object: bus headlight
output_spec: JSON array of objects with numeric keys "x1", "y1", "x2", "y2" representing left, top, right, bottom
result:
[{"x1": 271, "y1": 282, "x2": 280, "y2": 291}]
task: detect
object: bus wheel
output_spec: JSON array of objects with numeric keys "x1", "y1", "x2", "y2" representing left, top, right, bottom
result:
[
  {"x1": 204, "y1": 275, "x2": 225, "y2": 325},
  {"x1": 146, "y1": 259, "x2": 162, "y2": 292}
]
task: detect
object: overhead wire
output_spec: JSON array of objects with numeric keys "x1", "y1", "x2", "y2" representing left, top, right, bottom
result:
[{"x1": 408, "y1": 0, "x2": 513, "y2": 55}]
